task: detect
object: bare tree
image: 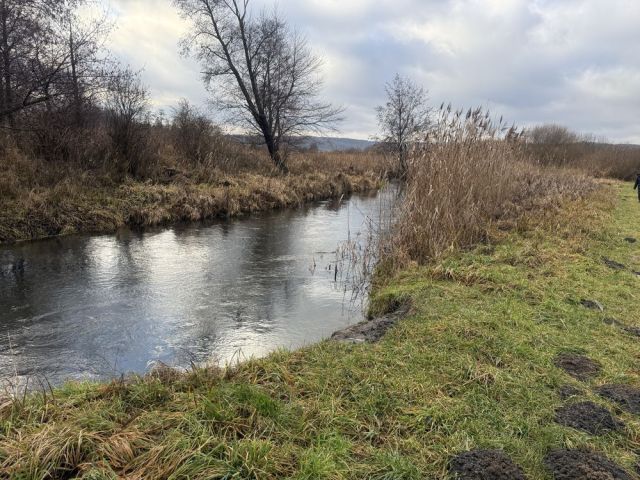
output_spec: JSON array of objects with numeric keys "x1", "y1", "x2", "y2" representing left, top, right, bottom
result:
[
  {"x1": 173, "y1": 0, "x2": 342, "y2": 172},
  {"x1": 376, "y1": 74, "x2": 430, "y2": 173},
  {"x1": 0, "y1": 0, "x2": 72, "y2": 125},
  {"x1": 171, "y1": 98, "x2": 220, "y2": 163},
  {"x1": 106, "y1": 69, "x2": 150, "y2": 176},
  {"x1": 58, "y1": 1, "x2": 115, "y2": 126}
]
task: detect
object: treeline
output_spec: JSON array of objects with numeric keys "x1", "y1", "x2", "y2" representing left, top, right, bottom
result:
[
  {"x1": 0, "y1": 1, "x2": 242, "y2": 181},
  {"x1": 0, "y1": 0, "x2": 352, "y2": 182},
  {"x1": 524, "y1": 124, "x2": 640, "y2": 180},
  {"x1": 2, "y1": 0, "x2": 638, "y2": 187}
]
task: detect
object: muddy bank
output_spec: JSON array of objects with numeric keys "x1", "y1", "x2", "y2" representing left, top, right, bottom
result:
[{"x1": 331, "y1": 302, "x2": 411, "y2": 343}]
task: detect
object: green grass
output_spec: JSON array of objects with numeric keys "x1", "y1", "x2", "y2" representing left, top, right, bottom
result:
[{"x1": 1, "y1": 182, "x2": 640, "y2": 478}]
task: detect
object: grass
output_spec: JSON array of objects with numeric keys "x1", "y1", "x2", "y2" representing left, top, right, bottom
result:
[
  {"x1": 1, "y1": 180, "x2": 639, "y2": 478},
  {"x1": 0, "y1": 150, "x2": 390, "y2": 244}
]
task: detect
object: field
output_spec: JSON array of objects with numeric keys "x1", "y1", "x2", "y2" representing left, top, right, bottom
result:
[{"x1": 2, "y1": 180, "x2": 639, "y2": 478}]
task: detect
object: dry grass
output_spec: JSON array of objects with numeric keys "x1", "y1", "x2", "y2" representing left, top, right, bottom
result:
[
  {"x1": 385, "y1": 106, "x2": 598, "y2": 267},
  {"x1": 0, "y1": 147, "x2": 391, "y2": 244}
]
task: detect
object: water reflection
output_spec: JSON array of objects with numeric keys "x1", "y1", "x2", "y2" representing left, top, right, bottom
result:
[{"x1": 0, "y1": 187, "x2": 394, "y2": 386}]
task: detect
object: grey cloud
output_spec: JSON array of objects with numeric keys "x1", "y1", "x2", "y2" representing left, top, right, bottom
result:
[{"x1": 100, "y1": 0, "x2": 640, "y2": 142}]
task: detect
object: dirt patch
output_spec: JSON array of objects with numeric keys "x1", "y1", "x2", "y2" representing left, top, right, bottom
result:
[
  {"x1": 597, "y1": 384, "x2": 640, "y2": 415},
  {"x1": 602, "y1": 257, "x2": 627, "y2": 270},
  {"x1": 623, "y1": 326, "x2": 640, "y2": 336},
  {"x1": 559, "y1": 385, "x2": 583, "y2": 400},
  {"x1": 544, "y1": 449, "x2": 632, "y2": 480},
  {"x1": 581, "y1": 299, "x2": 604, "y2": 311},
  {"x1": 331, "y1": 303, "x2": 410, "y2": 344},
  {"x1": 554, "y1": 353, "x2": 602, "y2": 381},
  {"x1": 604, "y1": 317, "x2": 624, "y2": 327},
  {"x1": 555, "y1": 402, "x2": 623, "y2": 435},
  {"x1": 603, "y1": 318, "x2": 640, "y2": 337},
  {"x1": 624, "y1": 237, "x2": 637, "y2": 244},
  {"x1": 449, "y1": 450, "x2": 527, "y2": 480}
]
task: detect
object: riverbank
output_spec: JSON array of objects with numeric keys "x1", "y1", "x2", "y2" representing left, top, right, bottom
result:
[
  {"x1": 2, "y1": 182, "x2": 639, "y2": 478},
  {"x1": 0, "y1": 150, "x2": 388, "y2": 244}
]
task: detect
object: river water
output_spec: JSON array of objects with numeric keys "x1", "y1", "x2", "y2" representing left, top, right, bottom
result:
[{"x1": 0, "y1": 187, "x2": 394, "y2": 387}]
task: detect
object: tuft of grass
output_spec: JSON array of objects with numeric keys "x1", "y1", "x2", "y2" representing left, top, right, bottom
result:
[{"x1": 1, "y1": 183, "x2": 639, "y2": 479}]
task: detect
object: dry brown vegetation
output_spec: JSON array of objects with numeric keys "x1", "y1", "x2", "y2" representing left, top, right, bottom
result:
[
  {"x1": 383, "y1": 107, "x2": 601, "y2": 268},
  {"x1": 525, "y1": 124, "x2": 640, "y2": 180},
  {"x1": 0, "y1": 140, "x2": 391, "y2": 244}
]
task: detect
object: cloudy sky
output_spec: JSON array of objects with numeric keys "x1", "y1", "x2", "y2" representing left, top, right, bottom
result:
[{"x1": 99, "y1": 0, "x2": 640, "y2": 143}]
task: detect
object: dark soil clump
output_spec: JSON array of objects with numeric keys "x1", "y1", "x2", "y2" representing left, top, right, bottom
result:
[
  {"x1": 624, "y1": 237, "x2": 637, "y2": 244},
  {"x1": 623, "y1": 325, "x2": 640, "y2": 336},
  {"x1": 331, "y1": 303, "x2": 410, "y2": 343},
  {"x1": 555, "y1": 402, "x2": 623, "y2": 435},
  {"x1": 604, "y1": 317, "x2": 623, "y2": 327},
  {"x1": 581, "y1": 299, "x2": 604, "y2": 311},
  {"x1": 602, "y1": 257, "x2": 627, "y2": 270},
  {"x1": 554, "y1": 353, "x2": 602, "y2": 381},
  {"x1": 544, "y1": 449, "x2": 632, "y2": 480},
  {"x1": 597, "y1": 384, "x2": 640, "y2": 414},
  {"x1": 603, "y1": 318, "x2": 640, "y2": 336},
  {"x1": 449, "y1": 450, "x2": 527, "y2": 480},
  {"x1": 559, "y1": 385, "x2": 582, "y2": 400}
]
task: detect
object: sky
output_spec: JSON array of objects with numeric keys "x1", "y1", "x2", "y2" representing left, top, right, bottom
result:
[{"x1": 98, "y1": 0, "x2": 640, "y2": 143}]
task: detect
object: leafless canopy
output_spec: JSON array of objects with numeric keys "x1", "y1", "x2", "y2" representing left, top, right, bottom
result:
[
  {"x1": 174, "y1": 0, "x2": 343, "y2": 172},
  {"x1": 526, "y1": 124, "x2": 580, "y2": 145},
  {"x1": 376, "y1": 74, "x2": 430, "y2": 173},
  {"x1": 0, "y1": 0, "x2": 116, "y2": 127}
]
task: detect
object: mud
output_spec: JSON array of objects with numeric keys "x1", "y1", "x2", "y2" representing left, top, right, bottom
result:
[
  {"x1": 331, "y1": 303, "x2": 410, "y2": 344},
  {"x1": 602, "y1": 257, "x2": 627, "y2": 270},
  {"x1": 555, "y1": 402, "x2": 623, "y2": 435},
  {"x1": 554, "y1": 353, "x2": 602, "y2": 381},
  {"x1": 559, "y1": 385, "x2": 582, "y2": 400},
  {"x1": 597, "y1": 384, "x2": 640, "y2": 415},
  {"x1": 581, "y1": 299, "x2": 604, "y2": 311},
  {"x1": 544, "y1": 449, "x2": 632, "y2": 480},
  {"x1": 603, "y1": 318, "x2": 640, "y2": 337},
  {"x1": 449, "y1": 450, "x2": 527, "y2": 480}
]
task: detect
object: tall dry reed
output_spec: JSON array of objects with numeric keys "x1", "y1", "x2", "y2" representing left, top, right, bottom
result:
[{"x1": 388, "y1": 106, "x2": 595, "y2": 266}]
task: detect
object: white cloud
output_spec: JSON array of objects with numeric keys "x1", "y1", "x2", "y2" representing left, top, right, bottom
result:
[{"x1": 97, "y1": 0, "x2": 640, "y2": 143}]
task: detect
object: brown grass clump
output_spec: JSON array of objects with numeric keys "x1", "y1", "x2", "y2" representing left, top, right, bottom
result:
[{"x1": 387, "y1": 106, "x2": 597, "y2": 266}]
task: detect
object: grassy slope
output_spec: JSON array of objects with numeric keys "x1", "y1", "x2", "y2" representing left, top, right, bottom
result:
[{"x1": 2, "y1": 182, "x2": 640, "y2": 479}]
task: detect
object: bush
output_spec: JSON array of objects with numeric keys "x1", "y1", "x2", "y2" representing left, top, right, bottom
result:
[{"x1": 171, "y1": 99, "x2": 221, "y2": 164}]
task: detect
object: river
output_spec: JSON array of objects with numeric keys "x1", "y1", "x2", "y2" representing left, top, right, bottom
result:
[{"x1": 0, "y1": 186, "x2": 394, "y2": 387}]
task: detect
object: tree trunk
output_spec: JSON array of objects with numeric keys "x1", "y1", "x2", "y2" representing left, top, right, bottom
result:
[
  {"x1": 69, "y1": 29, "x2": 82, "y2": 126},
  {"x1": 264, "y1": 131, "x2": 288, "y2": 173},
  {"x1": 0, "y1": 0, "x2": 13, "y2": 128},
  {"x1": 399, "y1": 145, "x2": 409, "y2": 176}
]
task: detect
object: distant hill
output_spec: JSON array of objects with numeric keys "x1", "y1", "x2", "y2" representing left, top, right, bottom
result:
[
  {"x1": 232, "y1": 135, "x2": 377, "y2": 152},
  {"x1": 298, "y1": 136, "x2": 376, "y2": 152}
]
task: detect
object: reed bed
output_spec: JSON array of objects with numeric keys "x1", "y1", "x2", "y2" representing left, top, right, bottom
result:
[{"x1": 385, "y1": 106, "x2": 597, "y2": 267}]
